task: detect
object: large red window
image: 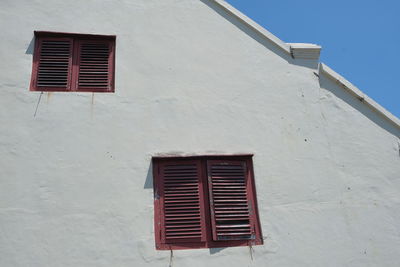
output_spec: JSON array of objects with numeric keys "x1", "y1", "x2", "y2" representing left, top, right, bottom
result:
[
  {"x1": 152, "y1": 155, "x2": 263, "y2": 250},
  {"x1": 30, "y1": 31, "x2": 115, "y2": 92}
]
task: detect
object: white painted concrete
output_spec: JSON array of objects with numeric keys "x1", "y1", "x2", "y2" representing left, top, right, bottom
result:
[
  {"x1": 0, "y1": 0, "x2": 399, "y2": 266},
  {"x1": 319, "y1": 63, "x2": 400, "y2": 129}
]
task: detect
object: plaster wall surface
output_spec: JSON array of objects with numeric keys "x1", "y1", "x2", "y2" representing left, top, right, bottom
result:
[{"x1": 0, "y1": 0, "x2": 399, "y2": 266}]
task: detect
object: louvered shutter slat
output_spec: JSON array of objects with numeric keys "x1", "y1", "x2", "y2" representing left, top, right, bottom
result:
[
  {"x1": 76, "y1": 41, "x2": 113, "y2": 91},
  {"x1": 159, "y1": 161, "x2": 206, "y2": 243},
  {"x1": 207, "y1": 160, "x2": 256, "y2": 241},
  {"x1": 36, "y1": 39, "x2": 72, "y2": 88}
]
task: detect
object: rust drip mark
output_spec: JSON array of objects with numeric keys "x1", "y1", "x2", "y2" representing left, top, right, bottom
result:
[
  {"x1": 33, "y1": 91, "x2": 44, "y2": 117},
  {"x1": 46, "y1": 92, "x2": 53, "y2": 104},
  {"x1": 90, "y1": 93, "x2": 95, "y2": 119}
]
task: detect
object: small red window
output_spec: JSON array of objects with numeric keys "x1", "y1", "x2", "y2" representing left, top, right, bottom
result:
[
  {"x1": 153, "y1": 155, "x2": 263, "y2": 250},
  {"x1": 30, "y1": 31, "x2": 115, "y2": 92}
]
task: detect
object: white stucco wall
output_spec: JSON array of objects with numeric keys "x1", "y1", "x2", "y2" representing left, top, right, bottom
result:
[{"x1": 0, "y1": 0, "x2": 399, "y2": 266}]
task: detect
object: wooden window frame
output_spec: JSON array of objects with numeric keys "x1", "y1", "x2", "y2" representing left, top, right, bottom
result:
[
  {"x1": 153, "y1": 155, "x2": 263, "y2": 250},
  {"x1": 30, "y1": 31, "x2": 116, "y2": 93}
]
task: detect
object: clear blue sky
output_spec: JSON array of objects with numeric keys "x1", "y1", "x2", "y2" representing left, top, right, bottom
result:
[{"x1": 226, "y1": 0, "x2": 400, "y2": 118}]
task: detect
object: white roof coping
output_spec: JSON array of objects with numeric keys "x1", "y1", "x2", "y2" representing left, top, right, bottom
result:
[
  {"x1": 210, "y1": 0, "x2": 292, "y2": 55},
  {"x1": 288, "y1": 43, "x2": 321, "y2": 60},
  {"x1": 211, "y1": 1, "x2": 321, "y2": 60},
  {"x1": 209, "y1": 0, "x2": 399, "y2": 130},
  {"x1": 288, "y1": 43, "x2": 321, "y2": 48},
  {"x1": 319, "y1": 63, "x2": 400, "y2": 129}
]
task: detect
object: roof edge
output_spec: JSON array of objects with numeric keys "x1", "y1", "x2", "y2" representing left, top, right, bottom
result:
[
  {"x1": 210, "y1": 0, "x2": 291, "y2": 55},
  {"x1": 211, "y1": 1, "x2": 322, "y2": 60},
  {"x1": 288, "y1": 43, "x2": 321, "y2": 60},
  {"x1": 209, "y1": 1, "x2": 398, "y2": 130},
  {"x1": 319, "y1": 63, "x2": 400, "y2": 129}
]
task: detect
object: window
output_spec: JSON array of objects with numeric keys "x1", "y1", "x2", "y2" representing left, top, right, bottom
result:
[
  {"x1": 30, "y1": 31, "x2": 115, "y2": 92},
  {"x1": 152, "y1": 155, "x2": 263, "y2": 250}
]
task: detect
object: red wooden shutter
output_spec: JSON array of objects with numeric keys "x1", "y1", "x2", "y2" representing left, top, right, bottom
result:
[
  {"x1": 157, "y1": 160, "x2": 207, "y2": 244},
  {"x1": 33, "y1": 38, "x2": 73, "y2": 90},
  {"x1": 75, "y1": 40, "x2": 114, "y2": 92},
  {"x1": 207, "y1": 160, "x2": 256, "y2": 241}
]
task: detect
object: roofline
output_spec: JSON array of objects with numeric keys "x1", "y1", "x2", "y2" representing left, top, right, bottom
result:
[
  {"x1": 209, "y1": 1, "x2": 399, "y2": 130},
  {"x1": 211, "y1": 0, "x2": 322, "y2": 60},
  {"x1": 210, "y1": 0, "x2": 291, "y2": 55},
  {"x1": 319, "y1": 63, "x2": 400, "y2": 129}
]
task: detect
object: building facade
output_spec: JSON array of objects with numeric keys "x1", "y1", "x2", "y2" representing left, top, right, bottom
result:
[{"x1": 0, "y1": 0, "x2": 399, "y2": 266}]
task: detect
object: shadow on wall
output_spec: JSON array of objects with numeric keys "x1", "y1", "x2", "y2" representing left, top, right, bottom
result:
[
  {"x1": 199, "y1": 0, "x2": 318, "y2": 69},
  {"x1": 319, "y1": 74, "x2": 400, "y2": 138},
  {"x1": 26, "y1": 36, "x2": 35, "y2": 55},
  {"x1": 209, "y1": 247, "x2": 227, "y2": 255},
  {"x1": 144, "y1": 161, "x2": 153, "y2": 189}
]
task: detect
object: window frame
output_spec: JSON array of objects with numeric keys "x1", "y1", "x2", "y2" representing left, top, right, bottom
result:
[
  {"x1": 152, "y1": 154, "x2": 263, "y2": 250},
  {"x1": 30, "y1": 31, "x2": 116, "y2": 93}
]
